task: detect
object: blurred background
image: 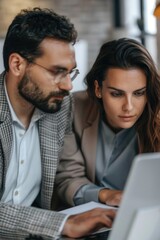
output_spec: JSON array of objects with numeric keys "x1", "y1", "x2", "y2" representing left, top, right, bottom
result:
[{"x1": 0, "y1": 0, "x2": 159, "y2": 91}]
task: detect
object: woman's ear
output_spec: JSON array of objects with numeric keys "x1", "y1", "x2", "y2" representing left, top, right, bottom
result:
[
  {"x1": 8, "y1": 53, "x2": 26, "y2": 76},
  {"x1": 94, "y1": 80, "x2": 102, "y2": 98}
]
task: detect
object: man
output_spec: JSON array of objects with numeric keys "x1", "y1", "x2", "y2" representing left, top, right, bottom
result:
[{"x1": 0, "y1": 7, "x2": 115, "y2": 240}]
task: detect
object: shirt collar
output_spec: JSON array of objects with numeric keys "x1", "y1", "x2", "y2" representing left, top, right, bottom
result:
[{"x1": 100, "y1": 119, "x2": 136, "y2": 144}]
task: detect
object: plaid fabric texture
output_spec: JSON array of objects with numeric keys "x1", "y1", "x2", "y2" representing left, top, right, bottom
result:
[{"x1": 0, "y1": 72, "x2": 73, "y2": 239}]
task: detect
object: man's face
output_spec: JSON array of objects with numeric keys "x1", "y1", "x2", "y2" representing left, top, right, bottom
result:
[
  {"x1": 18, "y1": 73, "x2": 69, "y2": 113},
  {"x1": 19, "y1": 38, "x2": 76, "y2": 113}
]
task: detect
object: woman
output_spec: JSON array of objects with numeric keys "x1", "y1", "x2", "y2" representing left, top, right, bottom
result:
[{"x1": 55, "y1": 38, "x2": 160, "y2": 208}]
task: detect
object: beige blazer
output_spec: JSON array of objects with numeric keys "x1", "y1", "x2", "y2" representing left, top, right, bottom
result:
[
  {"x1": 55, "y1": 90, "x2": 139, "y2": 208},
  {"x1": 55, "y1": 90, "x2": 100, "y2": 206}
]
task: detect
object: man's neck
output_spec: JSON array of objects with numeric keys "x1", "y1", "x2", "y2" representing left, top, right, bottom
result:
[{"x1": 5, "y1": 73, "x2": 35, "y2": 129}]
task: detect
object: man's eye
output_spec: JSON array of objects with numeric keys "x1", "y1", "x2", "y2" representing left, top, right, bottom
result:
[{"x1": 51, "y1": 69, "x2": 66, "y2": 76}]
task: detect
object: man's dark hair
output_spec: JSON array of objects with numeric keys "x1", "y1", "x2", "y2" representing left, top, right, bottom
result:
[{"x1": 3, "y1": 7, "x2": 78, "y2": 71}]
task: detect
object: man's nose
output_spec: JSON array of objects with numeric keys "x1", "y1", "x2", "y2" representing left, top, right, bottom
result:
[{"x1": 59, "y1": 75, "x2": 73, "y2": 91}]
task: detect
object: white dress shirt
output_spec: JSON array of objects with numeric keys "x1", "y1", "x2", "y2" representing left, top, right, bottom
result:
[{"x1": 1, "y1": 82, "x2": 42, "y2": 206}]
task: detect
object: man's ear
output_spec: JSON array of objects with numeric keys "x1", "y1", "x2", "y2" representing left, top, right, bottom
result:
[
  {"x1": 8, "y1": 53, "x2": 26, "y2": 76},
  {"x1": 94, "y1": 80, "x2": 102, "y2": 98}
]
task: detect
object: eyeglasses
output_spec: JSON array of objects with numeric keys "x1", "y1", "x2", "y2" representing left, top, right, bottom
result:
[{"x1": 30, "y1": 61, "x2": 80, "y2": 84}]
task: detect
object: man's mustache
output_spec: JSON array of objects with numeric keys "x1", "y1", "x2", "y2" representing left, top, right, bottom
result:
[{"x1": 48, "y1": 90, "x2": 69, "y2": 98}]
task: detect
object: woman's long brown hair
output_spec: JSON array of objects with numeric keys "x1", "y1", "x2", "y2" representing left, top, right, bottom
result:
[{"x1": 85, "y1": 38, "x2": 160, "y2": 152}]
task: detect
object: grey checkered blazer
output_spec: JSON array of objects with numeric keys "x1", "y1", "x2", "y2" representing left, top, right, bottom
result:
[{"x1": 0, "y1": 72, "x2": 73, "y2": 239}]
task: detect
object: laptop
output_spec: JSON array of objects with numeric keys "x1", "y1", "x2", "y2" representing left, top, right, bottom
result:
[{"x1": 59, "y1": 152, "x2": 160, "y2": 240}]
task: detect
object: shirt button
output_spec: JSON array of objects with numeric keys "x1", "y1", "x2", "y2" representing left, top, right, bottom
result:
[
  {"x1": 15, "y1": 190, "x2": 19, "y2": 196},
  {"x1": 20, "y1": 160, "x2": 24, "y2": 164}
]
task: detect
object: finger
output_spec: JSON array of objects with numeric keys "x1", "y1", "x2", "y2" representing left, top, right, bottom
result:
[{"x1": 105, "y1": 195, "x2": 122, "y2": 206}]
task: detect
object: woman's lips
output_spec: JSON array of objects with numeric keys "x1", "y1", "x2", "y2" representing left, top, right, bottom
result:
[{"x1": 119, "y1": 115, "x2": 135, "y2": 121}]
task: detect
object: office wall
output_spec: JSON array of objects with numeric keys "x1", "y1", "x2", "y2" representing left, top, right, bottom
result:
[{"x1": 0, "y1": 0, "x2": 158, "y2": 89}]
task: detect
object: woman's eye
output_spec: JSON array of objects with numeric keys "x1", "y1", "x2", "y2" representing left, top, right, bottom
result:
[
  {"x1": 111, "y1": 92, "x2": 123, "y2": 97},
  {"x1": 134, "y1": 91, "x2": 146, "y2": 96}
]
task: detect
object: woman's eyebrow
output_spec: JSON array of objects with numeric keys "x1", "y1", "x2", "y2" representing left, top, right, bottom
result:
[
  {"x1": 107, "y1": 86, "x2": 146, "y2": 91},
  {"x1": 107, "y1": 87, "x2": 125, "y2": 93},
  {"x1": 134, "y1": 87, "x2": 147, "y2": 91}
]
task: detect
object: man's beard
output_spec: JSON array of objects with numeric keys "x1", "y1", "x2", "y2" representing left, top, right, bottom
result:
[{"x1": 18, "y1": 73, "x2": 69, "y2": 113}]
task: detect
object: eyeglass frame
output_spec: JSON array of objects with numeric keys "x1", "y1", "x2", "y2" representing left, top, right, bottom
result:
[{"x1": 26, "y1": 60, "x2": 80, "y2": 84}]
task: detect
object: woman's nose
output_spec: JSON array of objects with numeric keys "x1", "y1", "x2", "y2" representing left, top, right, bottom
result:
[{"x1": 122, "y1": 97, "x2": 133, "y2": 112}]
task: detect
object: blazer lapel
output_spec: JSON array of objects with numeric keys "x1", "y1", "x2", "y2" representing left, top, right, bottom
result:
[
  {"x1": 0, "y1": 72, "x2": 13, "y2": 198},
  {"x1": 0, "y1": 118, "x2": 13, "y2": 170},
  {"x1": 38, "y1": 114, "x2": 59, "y2": 209},
  {"x1": 81, "y1": 106, "x2": 100, "y2": 182}
]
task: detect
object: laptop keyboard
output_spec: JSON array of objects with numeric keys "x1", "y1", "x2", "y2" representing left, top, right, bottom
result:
[
  {"x1": 26, "y1": 230, "x2": 111, "y2": 240},
  {"x1": 84, "y1": 230, "x2": 110, "y2": 239}
]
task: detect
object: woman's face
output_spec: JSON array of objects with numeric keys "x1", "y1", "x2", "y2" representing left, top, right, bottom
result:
[{"x1": 95, "y1": 68, "x2": 147, "y2": 131}]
